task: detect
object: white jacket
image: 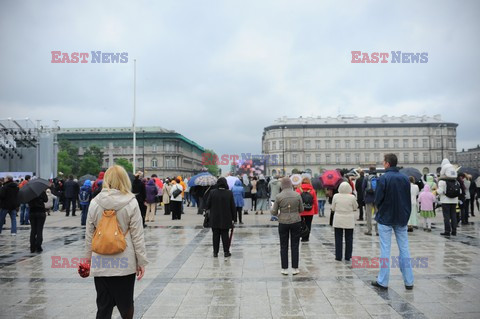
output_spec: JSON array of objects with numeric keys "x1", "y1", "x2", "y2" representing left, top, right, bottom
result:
[
  {"x1": 437, "y1": 180, "x2": 458, "y2": 204},
  {"x1": 332, "y1": 182, "x2": 358, "y2": 229},
  {"x1": 85, "y1": 189, "x2": 148, "y2": 277}
]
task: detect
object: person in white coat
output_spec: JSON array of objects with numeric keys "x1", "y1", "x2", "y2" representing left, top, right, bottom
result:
[
  {"x1": 437, "y1": 158, "x2": 459, "y2": 237},
  {"x1": 332, "y1": 182, "x2": 358, "y2": 261},
  {"x1": 407, "y1": 176, "x2": 420, "y2": 232}
]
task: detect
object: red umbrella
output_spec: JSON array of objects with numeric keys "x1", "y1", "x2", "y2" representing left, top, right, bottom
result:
[{"x1": 320, "y1": 170, "x2": 343, "y2": 189}]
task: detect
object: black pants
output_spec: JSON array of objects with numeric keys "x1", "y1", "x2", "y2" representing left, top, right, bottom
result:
[
  {"x1": 212, "y1": 228, "x2": 230, "y2": 254},
  {"x1": 301, "y1": 215, "x2": 313, "y2": 241},
  {"x1": 463, "y1": 199, "x2": 470, "y2": 223},
  {"x1": 334, "y1": 228, "x2": 353, "y2": 261},
  {"x1": 65, "y1": 198, "x2": 76, "y2": 216},
  {"x1": 358, "y1": 203, "x2": 364, "y2": 220},
  {"x1": 163, "y1": 203, "x2": 170, "y2": 215},
  {"x1": 234, "y1": 207, "x2": 242, "y2": 223},
  {"x1": 442, "y1": 204, "x2": 457, "y2": 235},
  {"x1": 470, "y1": 195, "x2": 475, "y2": 215},
  {"x1": 170, "y1": 201, "x2": 182, "y2": 220},
  {"x1": 278, "y1": 222, "x2": 301, "y2": 269},
  {"x1": 29, "y1": 212, "x2": 46, "y2": 251},
  {"x1": 251, "y1": 194, "x2": 257, "y2": 210},
  {"x1": 94, "y1": 273, "x2": 135, "y2": 319}
]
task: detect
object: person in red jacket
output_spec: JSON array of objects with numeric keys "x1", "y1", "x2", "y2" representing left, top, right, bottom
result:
[
  {"x1": 92, "y1": 171, "x2": 105, "y2": 193},
  {"x1": 295, "y1": 177, "x2": 318, "y2": 242}
]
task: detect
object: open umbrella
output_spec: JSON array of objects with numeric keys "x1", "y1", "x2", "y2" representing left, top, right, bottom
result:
[
  {"x1": 188, "y1": 172, "x2": 217, "y2": 187},
  {"x1": 458, "y1": 167, "x2": 480, "y2": 180},
  {"x1": 320, "y1": 170, "x2": 343, "y2": 189},
  {"x1": 226, "y1": 176, "x2": 240, "y2": 190},
  {"x1": 400, "y1": 167, "x2": 422, "y2": 182},
  {"x1": 79, "y1": 174, "x2": 96, "y2": 184},
  {"x1": 290, "y1": 174, "x2": 302, "y2": 186},
  {"x1": 18, "y1": 178, "x2": 50, "y2": 204},
  {"x1": 311, "y1": 177, "x2": 322, "y2": 190}
]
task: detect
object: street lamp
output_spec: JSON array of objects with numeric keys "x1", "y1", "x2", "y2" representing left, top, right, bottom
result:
[
  {"x1": 282, "y1": 126, "x2": 286, "y2": 175},
  {"x1": 142, "y1": 129, "x2": 145, "y2": 176}
]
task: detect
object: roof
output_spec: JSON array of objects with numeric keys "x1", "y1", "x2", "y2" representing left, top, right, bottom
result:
[{"x1": 273, "y1": 114, "x2": 452, "y2": 125}]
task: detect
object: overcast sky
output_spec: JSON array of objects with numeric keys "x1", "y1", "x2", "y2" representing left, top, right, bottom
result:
[{"x1": 1, "y1": 0, "x2": 479, "y2": 160}]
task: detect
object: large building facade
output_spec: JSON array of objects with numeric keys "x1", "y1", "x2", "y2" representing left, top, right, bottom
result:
[
  {"x1": 457, "y1": 146, "x2": 480, "y2": 170},
  {"x1": 58, "y1": 127, "x2": 205, "y2": 177},
  {"x1": 262, "y1": 115, "x2": 457, "y2": 176}
]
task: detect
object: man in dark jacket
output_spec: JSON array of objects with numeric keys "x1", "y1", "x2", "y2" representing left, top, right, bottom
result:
[
  {"x1": 28, "y1": 191, "x2": 48, "y2": 253},
  {"x1": 64, "y1": 175, "x2": 79, "y2": 217},
  {"x1": 132, "y1": 173, "x2": 147, "y2": 227},
  {"x1": 372, "y1": 154, "x2": 414, "y2": 290},
  {"x1": 355, "y1": 171, "x2": 365, "y2": 221},
  {"x1": 206, "y1": 177, "x2": 236, "y2": 258},
  {"x1": 0, "y1": 175, "x2": 19, "y2": 235}
]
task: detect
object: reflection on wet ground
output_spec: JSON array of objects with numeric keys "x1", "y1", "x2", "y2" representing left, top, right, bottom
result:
[{"x1": 1, "y1": 207, "x2": 479, "y2": 318}]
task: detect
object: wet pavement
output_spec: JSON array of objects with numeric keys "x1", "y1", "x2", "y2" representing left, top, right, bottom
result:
[{"x1": 1, "y1": 205, "x2": 480, "y2": 318}]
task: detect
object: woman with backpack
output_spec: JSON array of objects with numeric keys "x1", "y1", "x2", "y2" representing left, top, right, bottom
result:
[
  {"x1": 331, "y1": 182, "x2": 358, "y2": 261},
  {"x1": 85, "y1": 165, "x2": 148, "y2": 319},
  {"x1": 145, "y1": 179, "x2": 158, "y2": 222},
  {"x1": 295, "y1": 177, "x2": 318, "y2": 242},
  {"x1": 79, "y1": 180, "x2": 92, "y2": 226}
]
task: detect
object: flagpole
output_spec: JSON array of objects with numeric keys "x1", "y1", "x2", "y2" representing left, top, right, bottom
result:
[{"x1": 132, "y1": 59, "x2": 136, "y2": 174}]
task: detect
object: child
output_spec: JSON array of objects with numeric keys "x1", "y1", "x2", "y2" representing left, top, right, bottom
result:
[{"x1": 418, "y1": 184, "x2": 436, "y2": 232}]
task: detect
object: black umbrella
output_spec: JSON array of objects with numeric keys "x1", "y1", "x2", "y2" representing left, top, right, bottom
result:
[
  {"x1": 79, "y1": 174, "x2": 96, "y2": 184},
  {"x1": 311, "y1": 177, "x2": 322, "y2": 190},
  {"x1": 18, "y1": 178, "x2": 50, "y2": 204},
  {"x1": 400, "y1": 167, "x2": 422, "y2": 182},
  {"x1": 458, "y1": 167, "x2": 480, "y2": 180}
]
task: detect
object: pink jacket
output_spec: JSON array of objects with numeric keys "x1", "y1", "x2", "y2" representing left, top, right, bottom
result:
[{"x1": 418, "y1": 184, "x2": 436, "y2": 211}]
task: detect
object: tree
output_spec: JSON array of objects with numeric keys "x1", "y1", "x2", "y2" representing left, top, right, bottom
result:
[
  {"x1": 79, "y1": 145, "x2": 104, "y2": 176},
  {"x1": 203, "y1": 149, "x2": 220, "y2": 176},
  {"x1": 58, "y1": 139, "x2": 79, "y2": 175},
  {"x1": 58, "y1": 150, "x2": 73, "y2": 176},
  {"x1": 115, "y1": 158, "x2": 133, "y2": 173}
]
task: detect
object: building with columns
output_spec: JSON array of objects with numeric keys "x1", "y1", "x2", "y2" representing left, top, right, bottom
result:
[
  {"x1": 58, "y1": 127, "x2": 205, "y2": 177},
  {"x1": 262, "y1": 115, "x2": 458, "y2": 176}
]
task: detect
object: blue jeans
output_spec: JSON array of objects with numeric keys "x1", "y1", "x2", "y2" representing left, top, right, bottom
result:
[
  {"x1": 377, "y1": 223, "x2": 414, "y2": 287},
  {"x1": 0, "y1": 209, "x2": 17, "y2": 234},
  {"x1": 20, "y1": 203, "x2": 30, "y2": 225},
  {"x1": 53, "y1": 196, "x2": 59, "y2": 211},
  {"x1": 81, "y1": 203, "x2": 89, "y2": 226},
  {"x1": 318, "y1": 200, "x2": 326, "y2": 216}
]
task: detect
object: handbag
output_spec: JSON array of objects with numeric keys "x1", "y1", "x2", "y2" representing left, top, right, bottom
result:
[
  {"x1": 172, "y1": 186, "x2": 182, "y2": 198},
  {"x1": 329, "y1": 210, "x2": 335, "y2": 226},
  {"x1": 299, "y1": 220, "x2": 309, "y2": 237},
  {"x1": 203, "y1": 210, "x2": 210, "y2": 228}
]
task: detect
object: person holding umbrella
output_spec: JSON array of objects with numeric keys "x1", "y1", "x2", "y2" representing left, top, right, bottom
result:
[
  {"x1": 0, "y1": 175, "x2": 19, "y2": 236},
  {"x1": 206, "y1": 177, "x2": 236, "y2": 258},
  {"x1": 28, "y1": 190, "x2": 48, "y2": 253}
]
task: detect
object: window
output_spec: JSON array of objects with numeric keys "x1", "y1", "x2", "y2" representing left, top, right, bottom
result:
[
  {"x1": 272, "y1": 141, "x2": 277, "y2": 150},
  {"x1": 355, "y1": 153, "x2": 360, "y2": 163},
  {"x1": 384, "y1": 130, "x2": 388, "y2": 136},
  {"x1": 335, "y1": 154, "x2": 341, "y2": 164},
  {"x1": 413, "y1": 153, "x2": 419, "y2": 163},
  {"x1": 365, "y1": 130, "x2": 369, "y2": 137},
  {"x1": 316, "y1": 154, "x2": 321, "y2": 164},
  {"x1": 423, "y1": 129, "x2": 428, "y2": 135},
  {"x1": 165, "y1": 143, "x2": 175, "y2": 152},
  {"x1": 404, "y1": 153, "x2": 409, "y2": 163},
  {"x1": 325, "y1": 140, "x2": 331, "y2": 149},
  {"x1": 152, "y1": 158, "x2": 158, "y2": 168},
  {"x1": 315, "y1": 140, "x2": 321, "y2": 149},
  {"x1": 374, "y1": 139, "x2": 379, "y2": 148},
  {"x1": 316, "y1": 130, "x2": 321, "y2": 137},
  {"x1": 166, "y1": 157, "x2": 175, "y2": 168},
  {"x1": 355, "y1": 140, "x2": 360, "y2": 149},
  {"x1": 325, "y1": 154, "x2": 331, "y2": 163},
  {"x1": 292, "y1": 154, "x2": 298, "y2": 164},
  {"x1": 384, "y1": 139, "x2": 389, "y2": 148},
  {"x1": 403, "y1": 139, "x2": 408, "y2": 148},
  {"x1": 403, "y1": 129, "x2": 408, "y2": 136},
  {"x1": 374, "y1": 153, "x2": 380, "y2": 163},
  {"x1": 152, "y1": 144, "x2": 157, "y2": 152},
  {"x1": 335, "y1": 130, "x2": 339, "y2": 137},
  {"x1": 436, "y1": 139, "x2": 441, "y2": 148},
  {"x1": 345, "y1": 153, "x2": 351, "y2": 164},
  {"x1": 393, "y1": 139, "x2": 399, "y2": 148},
  {"x1": 423, "y1": 153, "x2": 428, "y2": 163},
  {"x1": 279, "y1": 141, "x2": 284, "y2": 150},
  {"x1": 413, "y1": 129, "x2": 417, "y2": 135},
  {"x1": 326, "y1": 131, "x2": 330, "y2": 137},
  {"x1": 355, "y1": 130, "x2": 359, "y2": 137},
  {"x1": 423, "y1": 139, "x2": 428, "y2": 148},
  {"x1": 345, "y1": 140, "x2": 350, "y2": 149},
  {"x1": 305, "y1": 140, "x2": 310, "y2": 149},
  {"x1": 364, "y1": 140, "x2": 370, "y2": 149},
  {"x1": 345, "y1": 131, "x2": 349, "y2": 137},
  {"x1": 413, "y1": 139, "x2": 418, "y2": 148},
  {"x1": 448, "y1": 139, "x2": 453, "y2": 148},
  {"x1": 393, "y1": 130, "x2": 398, "y2": 136},
  {"x1": 335, "y1": 140, "x2": 340, "y2": 148},
  {"x1": 364, "y1": 153, "x2": 370, "y2": 162},
  {"x1": 292, "y1": 140, "x2": 298, "y2": 150},
  {"x1": 305, "y1": 154, "x2": 311, "y2": 164},
  {"x1": 436, "y1": 153, "x2": 442, "y2": 162}
]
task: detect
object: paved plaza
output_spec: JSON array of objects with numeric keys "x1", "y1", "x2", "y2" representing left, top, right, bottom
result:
[{"x1": 1, "y1": 205, "x2": 480, "y2": 319}]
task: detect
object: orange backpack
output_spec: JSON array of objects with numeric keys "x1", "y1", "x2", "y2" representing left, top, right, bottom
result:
[{"x1": 91, "y1": 210, "x2": 128, "y2": 255}]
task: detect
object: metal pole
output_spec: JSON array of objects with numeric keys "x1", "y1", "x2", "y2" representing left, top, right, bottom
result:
[
  {"x1": 440, "y1": 124, "x2": 444, "y2": 160},
  {"x1": 282, "y1": 126, "x2": 285, "y2": 175},
  {"x1": 132, "y1": 59, "x2": 136, "y2": 173},
  {"x1": 142, "y1": 129, "x2": 145, "y2": 176}
]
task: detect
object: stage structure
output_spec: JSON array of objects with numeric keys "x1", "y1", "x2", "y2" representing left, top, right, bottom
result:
[{"x1": 0, "y1": 118, "x2": 60, "y2": 179}]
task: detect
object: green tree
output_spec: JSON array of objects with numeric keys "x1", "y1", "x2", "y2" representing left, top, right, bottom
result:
[
  {"x1": 115, "y1": 158, "x2": 133, "y2": 173},
  {"x1": 79, "y1": 145, "x2": 104, "y2": 176},
  {"x1": 58, "y1": 139, "x2": 79, "y2": 175},
  {"x1": 57, "y1": 150, "x2": 73, "y2": 176},
  {"x1": 203, "y1": 149, "x2": 220, "y2": 176}
]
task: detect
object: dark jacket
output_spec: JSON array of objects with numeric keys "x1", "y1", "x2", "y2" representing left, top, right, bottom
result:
[
  {"x1": 362, "y1": 174, "x2": 377, "y2": 204},
  {"x1": 28, "y1": 191, "x2": 48, "y2": 213},
  {"x1": 132, "y1": 178, "x2": 146, "y2": 209},
  {"x1": 206, "y1": 178, "x2": 236, "y2": 229},
  {"x1": 355, "y1": 176, "x2": 364, "y2": 203},
  {"x1": 0, "y1": 181, "x2": 19, "y2": 210},
  {"x1": 374, "y1": 167, "x2": 411, "y2": 226},
  {"x1": 64, "y1": 179, "x2": 79, "y2": 199},
  {"x1": 145, "y1": 179, "x2": 158, "y2": 204},
  {"x1": 256, "y1": 179, "x2": 269, "y2": 199}
]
